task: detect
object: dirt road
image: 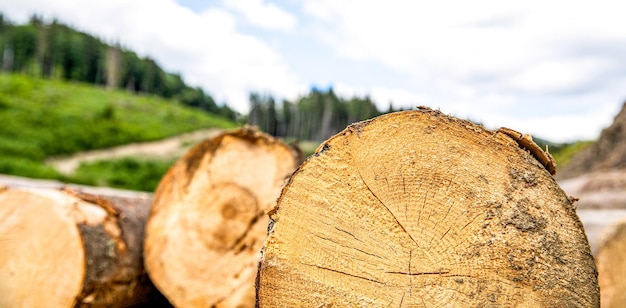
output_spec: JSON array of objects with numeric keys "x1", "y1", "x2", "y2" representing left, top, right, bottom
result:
[{"x1": 46, "y1": 128, "x2": 223, "y2": 175}]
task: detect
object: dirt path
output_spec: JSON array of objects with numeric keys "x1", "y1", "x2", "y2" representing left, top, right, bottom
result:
[{"x1": 46, "y1": 128, "x2": 223, "y2": 175}]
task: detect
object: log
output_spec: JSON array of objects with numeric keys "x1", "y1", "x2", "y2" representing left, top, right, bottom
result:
[
  {"x1": 257, "y1": 109, "x2": 599, "y2": 307},
  {"x1": 144, "y1": 127, "x2": 301, "y2": 307},
  {"x1": 0, "y1": 186, "x2": 166, "y2": 307},
  {"x1": 597, "y1": 217, "x2": 626, "y2": 307}
]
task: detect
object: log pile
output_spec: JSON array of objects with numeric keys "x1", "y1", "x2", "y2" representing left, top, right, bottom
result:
[{"x1": 0, "y1": 113, "x2": 602, "y2": 307}]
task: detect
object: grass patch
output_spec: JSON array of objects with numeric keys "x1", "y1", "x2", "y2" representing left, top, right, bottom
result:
[
  {"x1": 69, "y1": 158, "x2": 175, "y2": 192},
  {"x1": 551, "y1": 140, "x2": 594, "y2": 168},
  {"x1": 0, "y1": 155, "x2": 62, "y2": 179},
  {"x1": 0, "y1": 73, "x2": 238, "y2": 186},
  {"x1": 295, "y1": 140, "x2": 321, "y2": 158},
  {"x1": 534, "y1": 136, "x2": 595, "y2": 169}
]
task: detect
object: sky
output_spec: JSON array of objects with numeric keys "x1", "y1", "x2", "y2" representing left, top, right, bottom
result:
[{"x1": 1, "y1": 0, "x2": 626, "y2": 142}]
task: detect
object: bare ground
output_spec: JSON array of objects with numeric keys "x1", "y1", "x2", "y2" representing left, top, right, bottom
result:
[
  {"x1": 45, "y1": 128, "x2": 223, "y2": 175},
  {"x1": 558, "y1": 169, "x2": 626, "y2": 210},
  {"x1": 557, "y1": 169, "x2": 626, "y2": 254}
]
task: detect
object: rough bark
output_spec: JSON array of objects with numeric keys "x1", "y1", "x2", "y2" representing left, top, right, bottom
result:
[
  {"x1": 0, "y1": 186, "x2": 165, "y2": 307},
  {"x1": 597, "y1": 217, "x2": 626, "y2": 308},
  {"x1": 144, "y1": 126, "x2": 301, "y2": 307},
  {"x1": 257, "y1": 109, "x2": 599, "y2": 307}
]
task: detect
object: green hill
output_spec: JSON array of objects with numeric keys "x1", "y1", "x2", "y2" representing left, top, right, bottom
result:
[
  {"x1": 0, "y1": 15, "x2": 237, "y2": 120},
  {"x1": 0, "y1": 73, "x2": 237, "y2": 186},
  {"x1": 532, "y1": 136, "x2": 594, "y2": 171}
]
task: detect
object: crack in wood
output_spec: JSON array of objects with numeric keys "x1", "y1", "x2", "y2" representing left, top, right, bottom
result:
[
  {"x1": 313, "y1": 234, "x2": 384, "y2": 260},
  {"x1": 307, "y1": 264, "x2": 385, "y2": 285},
  {"x1": 441, "y1": 274, "x2": 476, "y2": 279},
  {"x1": 418, "y1": 190, "x2": 428, "y2": 228},
  {"x1": 385, "y1": 269, "x2": 451, "y2": 276},
  {"x1": 458, "y1": 213, "x2": 482, "y2": 233},
  {"x1": 356, "y1": 167, "x2": 419, "y2": 248},
  {"x1": 228, "y1": 211, "x2": 264, "y2": 251},
  {"x1": 408, "y1": 250, "x2": 413, "y2": 296},
  {"x1": 428, "y1": 201, "x2": 456, "y2": 248},
  {"x1": 440, "y1": 227, "x2": 452, "y2": 241},
  {"x1": 334, "y1": 227, "x2": 362, "y2": 243}
]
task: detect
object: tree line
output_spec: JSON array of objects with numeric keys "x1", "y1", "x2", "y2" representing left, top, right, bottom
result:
[
  {"x1": 0, "y1": 13, "x2": 411, "y2": 141},
  {"x1": 0, "y1": 14, "x2": 237, "y2": 120},
  {"x1": 247, "y1": 88, "x2": 404, "y2": 142}
]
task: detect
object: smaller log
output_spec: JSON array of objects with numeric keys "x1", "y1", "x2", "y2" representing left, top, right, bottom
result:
[
  {"x1": 0, "y1": 186, "x2": 166, "y2": 307},
  {"x1": 597, "y1": 217, "x2": 626, "y2": 308},
  {"x1": 144, "y1": 126, "x2": 301, "y2": 307}
]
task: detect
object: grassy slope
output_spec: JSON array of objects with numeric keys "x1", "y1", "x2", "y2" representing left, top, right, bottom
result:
[
  {"x1": 550, "y1": 141, "x2": 594, "y2": 169},
  {"x1": 70, "y1": 158, "x2": 175, "y2": 192},
  {"x1": 534, "y1": 137, "x2": 594, "y2": 171},
  {"x1": 0, "y1": 73, "x2": 237, "y2": 188}
]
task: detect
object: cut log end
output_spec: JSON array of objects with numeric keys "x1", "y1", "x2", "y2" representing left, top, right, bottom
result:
[
  {"x1": 257, "y1": 109, "x2": 599, "y2": 307},
  {"x1": 0, "y1": 187, "x2": 157, "y2": 307},
  {"x1": 144, "y1": 127, "x2": 300, "y2": 307},
  {"x1": 597, "y1": 217, "x2": 626, "y2": 307},
  {"x1": 0, "y1": 188, "x2": 84, "y2": 307}
]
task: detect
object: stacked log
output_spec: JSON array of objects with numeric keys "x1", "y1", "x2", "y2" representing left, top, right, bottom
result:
[
  {"x1": 0, "y1": 186, "x2": 164, "y2": 307},
  {"x1": 597, "y1": 217, "x2": 626, "y2": 308},
  {"x1": 0, "y1": 113, "x2": 601, "y2": 307},
  {"x1": 256, "y1": 109, "x2": 599, "y2": 307},
  {"x1": 144, "y1": 127, "x2": 301, "y2": 307}
]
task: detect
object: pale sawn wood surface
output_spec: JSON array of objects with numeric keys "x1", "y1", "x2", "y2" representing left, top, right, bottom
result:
[
  {"x1": 257, "y1": 109, "x2": 599, "y2": 307},
  {"x1": 0, "y1": 186, "x2": 156, "y2": 307},
  {"x1": 144, "y1": 127, "x2": 300, "y2": 307},
  {"x1": 597, "y1": 217, "x2": 626, "y2": 308}
]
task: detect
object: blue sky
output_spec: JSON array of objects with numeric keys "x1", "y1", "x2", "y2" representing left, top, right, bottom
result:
[{"x1": 2, "y1": 0, "x2": 625, "y2": 142}]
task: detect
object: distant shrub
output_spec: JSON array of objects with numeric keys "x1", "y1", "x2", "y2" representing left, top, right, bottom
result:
[
  {"x1": 1, "y1": 74, "x2": 36, "y2": 96},
  {"x1": 69, "y1": 158, "x2": 174, "y2": 192},
  {"x1": 0, "y1": 95, "x2": 9, "y2": 109},
  {"x1": 100, "y1": 103, "x2": 116, "y2": 120},
  {"x1": 0, "y1": 156, "x2": 61, "y2": 179},
  {"x1": 551, "y1": 141, "x2": 594, "y2": 168},
  {"x1": 0, "y1": 136, "x2": 47, "y2": 161}
]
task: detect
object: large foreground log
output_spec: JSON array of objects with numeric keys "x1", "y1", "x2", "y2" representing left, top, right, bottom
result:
[
  {"x1": 597, "y1": 217, "x2": 626, "y2": 307},
  {"x1": 0, "y1": 186, "x2": 163, "y2": 307},
  {"x1": 257, "y1": 109, "x2": 599, "y2": 307},
  {"x1": 144, "y1": 127, "x2": 301, "y2": 307}
]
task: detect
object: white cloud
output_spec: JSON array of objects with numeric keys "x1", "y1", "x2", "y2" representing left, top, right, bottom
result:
[
  {"x1": 0, "y1": 0, "x2": 304, "y2": 112},
  {"x1": 301, "y1": 0, "x2": 626, "y2": 141},
  {"x1": 222, "y1": 0, "x2": 297, "y2": 31},
  {"x1": 306, "y1": 0, "x2": 625, "y2": 79},
  {"x1": 304, "y1": 1, "x2": 535, "y2": 77},
  {"x1": 506, "y1": 57, "x2": 614, "y2": 94},
  {"x1": 303, "y1": 0, "x2": 626, "y2": 68},
  {"x1": 480, "y1": 102, "x2": 621, "y2": 143},
  {"x1": 332, "y1": 83, "x2": 426, "y2": 111}
]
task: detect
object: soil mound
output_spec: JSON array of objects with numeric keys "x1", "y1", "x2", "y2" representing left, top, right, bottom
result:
[{"x1": 558, "y1": 102, "x2": 626, "y2": 179}]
